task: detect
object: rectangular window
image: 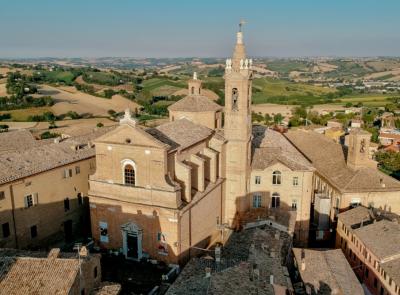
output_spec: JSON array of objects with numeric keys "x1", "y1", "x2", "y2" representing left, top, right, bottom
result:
[
  {"x1": 0, "y1": 191, "x2": 5, "y2": 200},
  {"x1": 64, "y1": 198, "x2": 70, "y2": 211},
  {"x1": 271, "y1": 195, "x2": 280, "y2": 208},
  {"x1": 2, "y1": 222, "x2": 10, "y2": 238},
  {"x1": 75, "y1": 166, "x2": 80, "y2": 174},
  {"x1": 293, "y1": 177, "x2": 299, "y2": 186},
  {"x1": 30, "y1": 225, "x2": 37, "y2": 238},
  {"x1": 24, "y1": 194, "x2": 37, "y2": 208},
  {"x1": 252, "y1": 194, "x2": 262, "y2": 208},
  {"x1": 63, "y1": 169, "x2": 73, "y2": 178},
  {"x1": 77, "y1": 193, "x2": 83, "y2": 205},
  {"x1": 255, "y1": 176, "x2": 261, "y2": 185},
  {"x1": 291, "y1": 199, "x2": 297, "y2": 210},
  {"x1": 365, "y1": 268, "x2": 369, "y2": 278},
  {"x1": 374, "y1": 278, "x2": 378, "y2": 288}
]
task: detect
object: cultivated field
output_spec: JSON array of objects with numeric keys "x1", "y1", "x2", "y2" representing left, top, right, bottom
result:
[
  {"x1": 252, "y1": 78, "x2": 335, "y2": 105},
  {"x1": 37, "y1": 85, "x2": 140, "y2": 116},
  {"x1": 0, "y1": 83, "x2": 7, "y2": 96},
  {"x1": 0, "y1": 107, "x2": 52, "y2": 121}
]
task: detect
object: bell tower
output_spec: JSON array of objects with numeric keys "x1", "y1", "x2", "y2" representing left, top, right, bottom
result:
[{"x1": 224, "y1": 22, "x2": 253, "y2": 226}]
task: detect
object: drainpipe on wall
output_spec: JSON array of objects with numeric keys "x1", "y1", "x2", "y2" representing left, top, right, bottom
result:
[{"x1": 9, "y1": 184, "x2": 19, "y2": 248}]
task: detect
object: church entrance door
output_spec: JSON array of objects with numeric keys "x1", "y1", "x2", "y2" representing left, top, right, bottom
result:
[{"x1": 121, "y1": 222, "x2": 143, "y2": 261}]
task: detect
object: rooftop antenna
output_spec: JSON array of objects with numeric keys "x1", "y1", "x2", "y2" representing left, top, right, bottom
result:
[{"x1": 239, "y1": 19, "x2": 246, "y2": 32}]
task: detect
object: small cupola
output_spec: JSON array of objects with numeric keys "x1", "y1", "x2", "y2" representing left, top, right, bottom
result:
[{"x1": 188, "y1": 72, "x2": 202, "y2": 95}]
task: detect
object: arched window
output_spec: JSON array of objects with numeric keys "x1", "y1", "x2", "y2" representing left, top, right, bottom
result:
[
  {"x1": 232, "y1": 88, "x2": 238, "y2": 111},
  {"x1": 272, "y1": 171, "x2": 281, "y2": 185},
  {"x1": 272, "y1": 192, "x2": 280, "y2": 208},
  {"x1": 124, "y1": 164, "x2": 136, "y2": 186},
  {"x1": 191, "y1": 86, "x2": 195, "y2": 95}
]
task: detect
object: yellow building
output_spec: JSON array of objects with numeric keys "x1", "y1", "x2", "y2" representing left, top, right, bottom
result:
[
  {"x1": 336, "y1": 206, "x2": 400, "y2": 295},
  {"x1": 88, "y1": 28, "x2": 316, "y2": 264},
  {"x1": 0, "y1": 129, "x2": 108, "y2": 249},
  {"x1": 287, "y1": 129, "x2": 400, "y2": 242}
]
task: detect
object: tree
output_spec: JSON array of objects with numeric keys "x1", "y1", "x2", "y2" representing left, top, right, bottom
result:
[
  {"x1": 96, "y1": 122, "x2": 104, "y2": 128},
  {"x1": 40, "y1": 131, "x2": 59, "y2": 139},
  {"x1": 292, "y1": 106, "x2": 307, "y2": 119},
  {"x1": 251, "y1": 111, "x2": 264, "y2": 123},
  {"x1": 264, "y1": 113, "x2": 272, "y2": 125},
  {"x1": 395, "y1": 119, "x2": 400, "y2": 129},
  {"x1": 273, "y1": 113, "x2": 284, "y2": 124},
  {"x1": 288, "y1": 116, "x2": 301, "y2": 127},
  {"x1": 345, "y1": 102, "x2": 353, "y2": 108},
  {"x1": 0, "y1": 124, "x2": 9, "y2": 132}
]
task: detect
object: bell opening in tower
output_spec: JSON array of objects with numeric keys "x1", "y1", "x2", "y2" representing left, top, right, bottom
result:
[{"x1": 232, "y1": 88, "x2": 239, "y2": 111}]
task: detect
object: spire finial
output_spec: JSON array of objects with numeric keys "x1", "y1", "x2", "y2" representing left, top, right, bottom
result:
[
  {"x1": 193, "y1": 72, "x2": 197, "y2": 80},
  {"x1": 239, "y1": 19, "x2": 246, "y2": 32}
]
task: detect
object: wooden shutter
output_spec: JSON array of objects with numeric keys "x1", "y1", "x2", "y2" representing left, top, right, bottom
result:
[{"x1": 33, "y1": 193, "x2": 38, "y2": 205}]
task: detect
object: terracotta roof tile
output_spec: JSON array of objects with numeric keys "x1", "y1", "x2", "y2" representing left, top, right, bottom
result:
[
  {"x1": 292, "y1": 248, "x2": 363, "y2": 295},
  {"x1": 146, "y1": 118, "x2": 213, "y2": 151},
  {"x1": 286, "y1": 129, "x2": 400, "y2": 192},
  {"x1": 0, "y1": 127, "x2": 112, "y2": 185},
  {"x1": 252, "y1": 127, "x2": 314, "y2": 171},
  {"x1": 354, "y1": 220, "x2": 400, "y2": 260},
  {"x1": 0, "y1": 257, "x2": 79, "y2": 295},
  {"x1": 168, "y1": 95, "x2": 222, "y2": 112}
]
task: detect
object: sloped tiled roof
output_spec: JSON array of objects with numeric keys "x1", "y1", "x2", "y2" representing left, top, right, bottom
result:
[
  {"x1": 354, "y1": 220, "x2": 400, "y2": 260},
  {"x1": 0, "y1": 127, "x2": 113, "y2": 185},
  {"x1": 286, "y1": 129, "x2": 400, "y2": 192},
  {"x1": 146, "y1": 118, "x2": 213, "y2": 151},
  {"x1": 381, "y1": 259, "x2": 400, "y2": 288},
  {"x1": 293, "y1": 248, "x2": 364, "y2": 295},
  {"x1": 337, "y1": 206, "x2": 374, "y2": 228},
  {"x1": 168, "y1": 95, "x2": 222, "y2": 112},
  {"x1": 0, "y1": 130, "x2": 38, "y2": 154},
  {"x1": 251, "y1": 126, "x2": 314, "y2": 171},
  {"x1": 0, "y1": 256, "x2": 79, "y2": 295}
]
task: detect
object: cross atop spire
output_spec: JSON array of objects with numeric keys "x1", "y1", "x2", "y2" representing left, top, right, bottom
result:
[{"x1": 239, "y1": 19, "x2": 246, "y2": 32}]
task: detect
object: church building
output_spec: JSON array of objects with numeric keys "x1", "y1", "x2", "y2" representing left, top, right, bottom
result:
[{"x1": 88, "y1": 27, "x2": 398, "y2": 264}]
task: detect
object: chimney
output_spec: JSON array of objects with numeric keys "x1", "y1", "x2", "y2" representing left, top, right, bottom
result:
[
  {"x1": 301, "y1": 249, "x2": 306, "y2": 271},
  {"x1": 48, "y1": 248, "x2": 60, "y2": 259},
  {"x1": 205, "y1": 267, "x2": 211, "y2": 278},
  {"x1": 79, "y1": 246, "x2": 89, "y2": 257},
  {"x1": 215, "y1": 246, "x2": 221, "y2": 263}
]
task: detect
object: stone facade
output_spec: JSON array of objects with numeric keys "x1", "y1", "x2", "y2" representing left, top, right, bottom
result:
[
  {"x1": 0, "y1": 159, "x2": 93, "y2": 249},
  {"x1": 336, "y1": 207, "x2": 400, "y2": 295},
  {"x1": 87, "y1": 29, "x2": 318, "y2": 264}
]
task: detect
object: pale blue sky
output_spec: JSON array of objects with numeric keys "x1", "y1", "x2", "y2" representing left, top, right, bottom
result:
[{"x1": 0, "y1": 0, "x2": 399, "y2": 58}]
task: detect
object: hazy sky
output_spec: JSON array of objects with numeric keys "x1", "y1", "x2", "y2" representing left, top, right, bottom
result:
[{"x1": 1, "y1": 0, "x2": 399, "y2": 58}]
